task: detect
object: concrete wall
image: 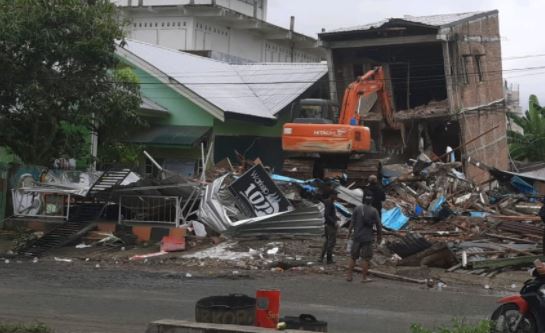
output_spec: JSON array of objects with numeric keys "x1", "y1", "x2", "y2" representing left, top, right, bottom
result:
[
  {"x1": 146, "y1": 319, "x2": 315, "y2": 333},
  {"x1": 445, "y1": 13, "x2": 509, "y2": 180},
  {"x1": 447, "y1": 12, "x2": 503, "y2": 109},
  {"x1": 127, "y1": 17, "x2": 194, "y2": 51},
  {"x1": 460, "y1": 108, "x2": 509, "y2": 183},
  {"x1": 114, "y1": 0, "x2": 267, "y2": 21},
  {"x1": 121, "y1": 9, "x2": 320, "y2": 63}
]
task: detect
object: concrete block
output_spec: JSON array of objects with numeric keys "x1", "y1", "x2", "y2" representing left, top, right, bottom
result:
[{"x1": 146, "y1": 319, "x2": 316, "y2": 333}]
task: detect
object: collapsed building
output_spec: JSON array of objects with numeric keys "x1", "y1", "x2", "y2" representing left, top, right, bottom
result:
[{"x1": 319, "y1": 10, "x2": 508, "y2": 183}]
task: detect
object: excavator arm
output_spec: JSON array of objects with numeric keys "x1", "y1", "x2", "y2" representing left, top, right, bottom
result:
[{"x1": 338, "y1": 67, "x2": 402, "y2": 130}]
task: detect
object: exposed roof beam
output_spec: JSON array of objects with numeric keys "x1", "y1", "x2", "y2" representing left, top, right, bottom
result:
[{"x1": 319, "y1": 34, "x2": 440, "y2": 49}]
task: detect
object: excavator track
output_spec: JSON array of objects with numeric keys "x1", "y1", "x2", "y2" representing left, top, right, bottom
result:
[
  {"x1": 345, "y1": 158, "x2": 382, "y2": 187},
  {"x1": 282, "y1": 158, "x2": 315, "y2": 180},
  {"x1": 282, "y1": 156, "x2": 381, "y2": 186}
]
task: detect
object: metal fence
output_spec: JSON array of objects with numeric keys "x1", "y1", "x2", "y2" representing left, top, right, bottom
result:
[
  {"x1": 0, "y1": 164, "x2": 7, "y2": 224},
  {"x1": 11, "y1": 189, "x2": 71, "y2": 220},
  {"x1": 118, "y1": 195, "x2": 181, "y2": 226}
]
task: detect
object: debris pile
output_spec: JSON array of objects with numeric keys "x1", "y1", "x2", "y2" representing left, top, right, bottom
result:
[
  {"x1": 198, "y1": 164, "x2": 324, "y2": 237},
  {"x1": 364, "y1": 155, "x2": 545, "y2": 278}
]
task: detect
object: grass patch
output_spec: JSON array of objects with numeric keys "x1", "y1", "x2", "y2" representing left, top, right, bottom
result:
[
  {"x1": 411, "y1": 319, "x2": 491, "y2": 333},
  {"x1": 0, "y1": 323, "x2": 53, "y2": 333}
]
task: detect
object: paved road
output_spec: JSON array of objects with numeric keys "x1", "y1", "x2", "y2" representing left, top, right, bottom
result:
[{"x1": 0, "y1": 261, "x2": 502, "y2": 333}]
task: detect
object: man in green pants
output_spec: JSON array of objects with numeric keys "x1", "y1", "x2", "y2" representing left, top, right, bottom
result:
[{"x1": 320, "y1": 190, "x2": 338, "y2": 264}]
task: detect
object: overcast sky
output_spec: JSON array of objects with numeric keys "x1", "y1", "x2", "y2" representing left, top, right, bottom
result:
[{"x1": 267, "y1": 0, "x2": 545, "y2": 110}]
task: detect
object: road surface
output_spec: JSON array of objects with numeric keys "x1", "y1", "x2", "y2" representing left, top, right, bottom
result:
[{"x1": 0, "y1": 261, "x2": 502, "y2": 332}]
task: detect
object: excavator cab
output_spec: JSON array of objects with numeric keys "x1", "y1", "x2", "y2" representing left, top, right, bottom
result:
[{"x1": 292, "y1": 99, "x2": 339, "y2": 124}]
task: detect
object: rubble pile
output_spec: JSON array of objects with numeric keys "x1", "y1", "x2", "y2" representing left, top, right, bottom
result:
[
  {"x1": 362, "y1": 156, "x2": 545, "y2": 277},
  {"x1": 4, "y1": 148, "x2": 544, "y2": 287}
]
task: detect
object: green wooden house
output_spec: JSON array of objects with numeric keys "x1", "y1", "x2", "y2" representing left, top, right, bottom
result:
[{"x1": 116, "y1": 39, "x2": 328, "y2": 176}]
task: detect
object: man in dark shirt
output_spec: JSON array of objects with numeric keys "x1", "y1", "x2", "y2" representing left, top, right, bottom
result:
[
  {"x1": 320, "y1": 190, "x2": 338, "y2": 264},
  {"x1": 539, "y1": 198, "x2": 545, "y2": 256},
  {"x1": 364, "y1": 175, "x2": 386, "y2": 218},
  {"x1": 347, "y1": 197, "x2": 382, "y2": 282}
]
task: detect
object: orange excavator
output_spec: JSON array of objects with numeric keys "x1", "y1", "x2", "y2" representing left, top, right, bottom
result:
[{"x1": 282, "y1": 66, "x2": 402, "y2": 182}]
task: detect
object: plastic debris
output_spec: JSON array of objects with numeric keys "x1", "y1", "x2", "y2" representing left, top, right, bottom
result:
[
  {"x1": 54, "y1": 257, "x2": 73, "y2": 263},
  {"x1": 267, "y1": 247, "x2": 279, "y2": 255}
]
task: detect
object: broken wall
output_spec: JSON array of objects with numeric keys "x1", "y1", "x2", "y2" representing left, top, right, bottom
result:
[
  {"x1": 331, "y1": 43, "x2": 448, "y2": 111},
  {"x1": 446, "y1": 12, "x2": 503, "y2": 109},
  {"x1": 460, "y1": 107, "x2": 509, "y2": 183},
  {"x1": 444, "y1": 12, "x2": 508, "y2": 182}
]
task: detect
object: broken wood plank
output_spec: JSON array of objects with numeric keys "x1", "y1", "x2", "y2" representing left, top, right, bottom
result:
[
  {"x1": 351, "y1": 267, "x2": 427, "y2": 284},
  {"x1": 488, "y1": 215, "x2": 542, "y2": 222},
  {"x1": 470, "y1": 255, "x2": 544, "y2": 270},
  {"x1": 493, "y1": 243, "x2": 534, "y2": 256},
  {"x1": 447, "y1": 263, "x2": 462, "y2": 272},
  {"x1": 484, "y1": 233, "x2": 540, "y2": 245}
]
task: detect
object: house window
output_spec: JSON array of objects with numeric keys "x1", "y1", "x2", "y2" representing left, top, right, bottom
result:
[
  {"x1": 475, "y1": 55, "x2": 485, "y2": 82},
  {"x1": 144, "y1": 158, "x2": 164, "y2": 177},
  {"x1": 461, "y1": 55, "x2": 471, "y2": 85}
]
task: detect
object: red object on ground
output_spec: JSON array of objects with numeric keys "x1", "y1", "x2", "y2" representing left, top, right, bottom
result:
[
  {"x1": 160, "y1": 235, "x2": 186, "y2": 252},
  {"x1": 255, "y1": 289, "x2": 281, "y2": 328}
]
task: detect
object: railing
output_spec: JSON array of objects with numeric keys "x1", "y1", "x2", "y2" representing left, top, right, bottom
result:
[
  {"x1": 11, "y1": 189, "x2": 71, "y2": 220},
  {"x1": 118, "y1": 195, "x2": 181, "y2": 226}
]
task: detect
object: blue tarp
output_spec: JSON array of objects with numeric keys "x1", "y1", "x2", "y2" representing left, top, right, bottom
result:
[
  {"x1": 430, "y1": 196, "x2": 446, "y2": 215},
  {"x1": 381, "y1": 207, "x2": 410, "y2": 231},
  {"x1": 415, "y1": 204, "x2": 424, "y2": 216},
  {"x1": 271, "y1": 174, "x2": 307, "y2": 184},
  {"x1": 335, "y1": 202, "x2": 352, "y2": 217},
  {"x1": 510, "y1": 176, "x2": 537, "y2": 195},
  {"x1": 469, "y1": 211, "x2": 488, "y2": 218}
]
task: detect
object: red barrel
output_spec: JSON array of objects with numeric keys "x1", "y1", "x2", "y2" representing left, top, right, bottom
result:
[{"x1": 255, "y1": 289, "x2": 281, "y2": 328}]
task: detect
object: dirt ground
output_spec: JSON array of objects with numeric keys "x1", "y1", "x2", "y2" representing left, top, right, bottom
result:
[{"x1": 0, "y1": 230, "x2": 533, "y2": 292}]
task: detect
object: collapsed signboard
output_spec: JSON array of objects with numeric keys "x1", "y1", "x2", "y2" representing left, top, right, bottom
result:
[{"x1": 229, "y1": 164, "x2": 292, "y2": 217}]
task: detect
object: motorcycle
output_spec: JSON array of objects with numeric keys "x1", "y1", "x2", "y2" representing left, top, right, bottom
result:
[{"x1": 490, "y1": 270, "x2": 545, "y2": 333}]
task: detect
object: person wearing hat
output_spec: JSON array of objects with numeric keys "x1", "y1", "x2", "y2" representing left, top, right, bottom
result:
[
  {"x1": 364, "y1": 175, "x2": 386, "y2": 218},
  {"x1": 320, "y1": 190, "x2": 339, "y2": 264},
  {"x1": 539, "y1": 197, "x2": 545, "y2": 256}
]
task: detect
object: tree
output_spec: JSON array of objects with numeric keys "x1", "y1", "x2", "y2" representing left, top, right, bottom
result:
[
  {"x1": 507, "y1": 95, "x2": 545, "y2": 161},
  {"x1": 0, "y1": 0, "x2": 144, "y2": 166}
]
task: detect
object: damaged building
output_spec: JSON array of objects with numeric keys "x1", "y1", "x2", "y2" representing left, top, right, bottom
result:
[{"x1": 319, "y1": 10, "x2": 508, "y2": 183}]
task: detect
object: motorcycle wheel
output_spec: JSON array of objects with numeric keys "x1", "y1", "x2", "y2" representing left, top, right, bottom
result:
[{"x1": 490, "y1": 303, "x2": 537, "y2": 333}]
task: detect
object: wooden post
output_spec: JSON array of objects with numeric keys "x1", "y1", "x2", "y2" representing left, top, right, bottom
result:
[{"x1": 406, "y1": 62, "x2": 411, "y2": 110}]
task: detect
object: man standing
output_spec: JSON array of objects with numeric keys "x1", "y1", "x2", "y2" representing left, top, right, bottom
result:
[
  {"x1": 320, "y1": 190, "x2": 338, "y2": 264},
  {"x1": 347, "y1": 197, "x2": 382, "y2": 282},
  {"x1": 539, "y1": 197, "x2": 545, "y2": 256},
  {"x1": 364, "y1": 175, "x2": 386, "y2": 218}
]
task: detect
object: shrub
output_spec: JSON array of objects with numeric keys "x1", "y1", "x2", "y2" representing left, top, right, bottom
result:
[
  {"x1": 410, "y1": 319, "x2": 491, "y2": 333},
  {"x1": 0, "y1": 323, "x2": 53, "y2": 333}
]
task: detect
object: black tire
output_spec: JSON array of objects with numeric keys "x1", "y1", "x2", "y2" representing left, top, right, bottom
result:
[{"x1": 490, "y1": 303, "x2": 537, "y2": 333}]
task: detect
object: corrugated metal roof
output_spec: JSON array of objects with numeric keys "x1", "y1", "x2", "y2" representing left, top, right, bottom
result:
[
  {"x1": 327, "y1": 11, "x2": 495, "y2": 34},
  {"x1": 121, "y1": 40, "x2": 327, "y2": 120},
  {"x1": 141, "y1": 96, "x2": 169, "y2": 113},
  {"x1": 233, "y1": 63, "x2": 329, "y2": 115}
]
